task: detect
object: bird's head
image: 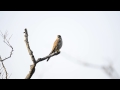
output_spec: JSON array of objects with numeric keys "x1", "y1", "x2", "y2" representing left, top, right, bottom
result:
[{"x1": 57, "y1": 35, "x2": 61, "y2": 38}]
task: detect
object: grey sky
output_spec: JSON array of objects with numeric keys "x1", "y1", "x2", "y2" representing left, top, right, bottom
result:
[{"x1": 0, "y1": 11, "x2": 120, "y2": 79}]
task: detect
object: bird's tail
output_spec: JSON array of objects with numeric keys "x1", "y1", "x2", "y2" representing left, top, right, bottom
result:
[{"x1": 47, "y1": 48, "x2": 56, "y2": 62}]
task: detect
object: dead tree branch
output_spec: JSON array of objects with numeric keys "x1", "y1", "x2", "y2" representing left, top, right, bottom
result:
[
  {"x1": 24, "y1": 28, "x2": 60, "y2": 79},
  {"x1": 24, "y1": 29, "x2": 36, "y2": 64},
  {"x1": 0, "y1": 31, "x2": 13, "y2": 62},
  {"x1": 0, "y1": 30, "x2": 13, "y2": 79},
  {"x1": 0, "y1": 56, "x2": 8, "y2": 79},
  {"x1": 36, "y1": 52, "x2": 60, "y2": 63},
  {"x1": 1, "y1": 61, "x2": 8, "y2": 79},
  {"x1": 62, "y1": 52, "x2": 120, "y2": 79}
]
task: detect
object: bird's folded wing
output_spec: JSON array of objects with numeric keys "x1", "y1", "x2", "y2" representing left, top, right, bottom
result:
[{"x1": 49, "y1": 38, "x2": 59, "y2": 54}]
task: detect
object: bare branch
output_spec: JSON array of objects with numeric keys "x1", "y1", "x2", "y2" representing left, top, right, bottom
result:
[
  {"x1": 24, "y1": 28, "x2": 37, "y2": 79},
  {"x1": 0, "y1": 30, "x2": 13, "y2": 79},
  {"x1": 0, "y1": 56, "x2": 8, "y2": 79},
  {"x1": 24, "y1": 28, "x2": 36, "y2": 64},
  {"x1": 1, "y1": 61, "x2": 8, "y2": 79},
  {"x1": 25, "y1": 52, "x2": 60, "y2": 79},
  {"x1": 36, "y1": 52, "x2": 60, "y2": 63},
  {"x1": 5, "y1": 30, "x2": 8, "y2": 39},
  {"x1": 102, "y1": 64, "x2": 120, "y2": 79},
  {"x1": 24, "y1": 28, "x2": 60, "y2": 79},
  {"x1": 1, "y1": 50, "x2": 13, "y2": 62},
  {"x1": 62, "y1": 52, "x2": 120, "y2": 79},
  {"x1": 8, "y1": 34, "x2": 13, "y2": 41},
  {"x1": 25, "y1": 64, "x2": 36, "y2": 79},
  {"x1": 0, "y1": 31, "x2": 14, "y2": 62}
]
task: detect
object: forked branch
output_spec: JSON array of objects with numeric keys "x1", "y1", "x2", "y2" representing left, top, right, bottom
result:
[
  {"x1": 0, "y1": 30, "x2": 13, "y2": 79},
  {"x1": 0, "y1": 31, "x2": 13, "y2": 62},
  {"x1": 24, "y1": 28, "x2": 60, "y2": 79}
]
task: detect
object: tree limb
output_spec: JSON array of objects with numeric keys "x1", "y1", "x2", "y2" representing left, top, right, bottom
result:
[
  {"x1": 24, "y1": 29, "x2": 36, "y2": 64},
  {"x1": 25, "y1": 64, "x2": 36, "y2": 79},
  {"x1": 24, "y1": 28, "x2": 60, "y2": 79},
  {"x1": 36, "y1": 52, "x2": 60, "y2": 63}
]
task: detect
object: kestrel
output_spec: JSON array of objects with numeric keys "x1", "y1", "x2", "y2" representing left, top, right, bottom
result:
[{"x1": 47, "y1": 35, "x2": 63, "y2": 61}]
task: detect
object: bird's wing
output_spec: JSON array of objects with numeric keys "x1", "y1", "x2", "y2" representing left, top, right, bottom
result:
[{"x1": 49, "y1": 38, "x2": 59, "y2": 54}]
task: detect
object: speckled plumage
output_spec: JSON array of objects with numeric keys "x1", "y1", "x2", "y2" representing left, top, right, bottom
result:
[{"x1": 47, "y1": 35, "x2": 62, "y2": 61}]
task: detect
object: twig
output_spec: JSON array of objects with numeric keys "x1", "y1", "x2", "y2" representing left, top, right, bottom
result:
[
  {"x1": 102, "y1": 65, "x2": 120, "y2": 79},
  {"x1": 0, "y1": 56, "x2": 8, "y2": 79},
  {"x1": 1, "y1": 49, "x2": 13, "y2": 62},
  {"x1": 62, "y1": 52, "x2": 120, "y2": 79},
  {"x1": 0, "y1": 30, "x2": 13, "y2": 79},
  {"x1": 0, "y1": 31, "x2": 14, "y2": 62},
  {"x1": 1, "y1": 61, "x2": 8, "y2": 79},
  {"x1": 9, "y1": 34, "x2": 13, "y2": 41}
]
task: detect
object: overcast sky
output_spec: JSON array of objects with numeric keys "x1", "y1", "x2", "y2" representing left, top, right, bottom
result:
[{"x1": 0, "y1": 11, "x2": 120, "y2": 79}]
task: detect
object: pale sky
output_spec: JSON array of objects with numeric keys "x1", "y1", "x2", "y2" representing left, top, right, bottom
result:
[{"x1": 0, "y1": 11, "x2": 120, "y2": 79}]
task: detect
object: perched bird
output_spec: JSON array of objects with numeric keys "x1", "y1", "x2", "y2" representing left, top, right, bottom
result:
[{"x1": 47, "y1": 35, "x2": 63, "y2": 61}]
